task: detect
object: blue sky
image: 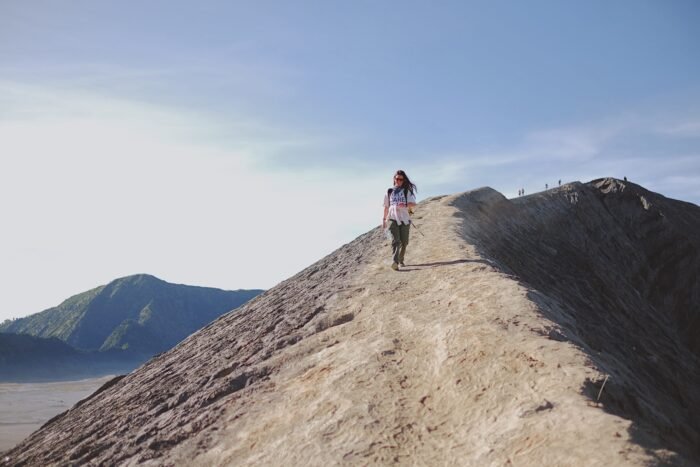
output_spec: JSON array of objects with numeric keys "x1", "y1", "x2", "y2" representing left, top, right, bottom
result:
[{"x1": 1, "y1": 1, "x2": 699, "y2": 320}]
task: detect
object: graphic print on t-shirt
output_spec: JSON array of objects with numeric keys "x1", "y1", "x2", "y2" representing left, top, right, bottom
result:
[
  {"x1": 390, "y1": 189, "x2": 407, "y2": 207},
  {"x1": 385, "y1": 188, "x2": 416, "y2": 225}
]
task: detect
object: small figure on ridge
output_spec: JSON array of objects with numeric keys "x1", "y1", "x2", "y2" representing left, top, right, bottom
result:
[{"x1": 382, "y1": 170, "x2": 417, "y2": 271}]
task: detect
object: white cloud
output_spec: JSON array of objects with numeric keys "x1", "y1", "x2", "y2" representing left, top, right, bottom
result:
[
  {"x1": 408, "y1": 113, "x2": 700, "y2": 201},
  {"x1": 2, "y1": 83, "x2": 698, "y2": 320},
  {"x1": 655, "y1": 120, "x2": 700, "y2": 138},
  {"x1": 0, "y1": 83, "x2": 388, "y2": 320}
]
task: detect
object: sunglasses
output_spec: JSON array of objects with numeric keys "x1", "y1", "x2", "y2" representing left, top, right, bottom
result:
[{"x1": 394, "y1": 176, "x2": 404, "y2": 181}]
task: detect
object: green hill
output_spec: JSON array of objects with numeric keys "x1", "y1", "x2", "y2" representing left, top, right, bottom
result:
[{"x1": 0, "y1": 274, "x2": 263, "y2": 357}]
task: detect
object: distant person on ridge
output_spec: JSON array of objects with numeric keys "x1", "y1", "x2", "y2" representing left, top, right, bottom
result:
[{"x1": 382, "y1": 170, "x2": 417, "y2": 271}]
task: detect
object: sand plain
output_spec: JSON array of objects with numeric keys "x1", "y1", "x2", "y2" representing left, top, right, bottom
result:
[{"x1": 0, "y1": 376, "x2": 112, "y2": 452}]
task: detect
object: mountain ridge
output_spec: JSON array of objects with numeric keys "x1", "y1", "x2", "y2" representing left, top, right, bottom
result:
[
  {"x1": 0, "y1": 274, "x2": 263, "y2": 357},
  {"x1": 4, "y1": 178, "x2": 699, "y2": 466}
]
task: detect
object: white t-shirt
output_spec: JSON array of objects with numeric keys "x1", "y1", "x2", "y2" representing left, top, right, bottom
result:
[{"x1": 384, "y1": 187, "x2": 416, "y2": 225}]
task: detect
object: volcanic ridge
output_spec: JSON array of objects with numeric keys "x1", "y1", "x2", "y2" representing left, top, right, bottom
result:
[{"x1": 3, "y1": 177, "x2": 699, "y2": 466}]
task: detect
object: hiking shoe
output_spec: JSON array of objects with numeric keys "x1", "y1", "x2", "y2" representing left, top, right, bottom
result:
[
  {"x1": 391, "y1": 262, "x2": 399, "y2": 271},
  {"x1": 399, "y1": 262, "x2": 405, "y2": 267}
]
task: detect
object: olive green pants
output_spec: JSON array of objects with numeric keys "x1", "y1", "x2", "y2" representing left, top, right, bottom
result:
[{"x1": 389, "y1": 220, "x2": 410, "y2": 264}]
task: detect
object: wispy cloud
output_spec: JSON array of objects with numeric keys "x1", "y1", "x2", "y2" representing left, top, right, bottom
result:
[
  {"x1": 2, "y1": 81, "x2": 699, "y2": 321},
  {"x1": 655, "y1": 120, "x2": 700, "y2": 138},
  {"x1": 410, "y1": 113, "x2": 700, "y2": 201},
  {"x1": 0, "y1": 82, "x2": 384, "y2": 320}
]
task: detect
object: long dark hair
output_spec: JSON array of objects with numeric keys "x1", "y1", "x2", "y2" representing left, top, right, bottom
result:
[{"x1": 394, "y1": 169, "x2": 417, "y2": 195}]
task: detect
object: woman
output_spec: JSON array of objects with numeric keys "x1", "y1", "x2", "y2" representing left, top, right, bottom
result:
[{"x1": 382, "y1": 170, "x2": 417, "y2": 270}]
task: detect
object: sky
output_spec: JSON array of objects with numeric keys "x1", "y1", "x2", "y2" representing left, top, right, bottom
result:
[{"x1": 1, "y1": 0, "x2": 699, "y2": 321}]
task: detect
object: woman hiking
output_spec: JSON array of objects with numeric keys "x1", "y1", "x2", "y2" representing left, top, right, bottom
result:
[{"x1": 382, "y1": 170, "x2": 417, "y2": 270}]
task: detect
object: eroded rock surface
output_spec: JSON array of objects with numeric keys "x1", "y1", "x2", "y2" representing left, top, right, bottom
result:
[{"x1": 3, "y1": 178, "x2": 699, "y2": 466}]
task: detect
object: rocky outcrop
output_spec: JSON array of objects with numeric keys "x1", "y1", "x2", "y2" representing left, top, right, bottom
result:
[{"x1": 3, "y1": 178, "x2": 698, "y2": 466}]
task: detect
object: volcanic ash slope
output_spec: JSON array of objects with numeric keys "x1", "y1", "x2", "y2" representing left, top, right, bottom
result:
[{"x1": 4, "y1": 178, "x2": 699, "y2": 466}]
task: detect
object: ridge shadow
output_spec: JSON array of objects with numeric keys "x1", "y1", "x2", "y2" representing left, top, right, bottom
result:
[
  {"x1": 399, "y1": 259, "x2": 494, "y2": 270},
  {"x1": 451, "y1": 178, "x2": 700, "y2": 465}
]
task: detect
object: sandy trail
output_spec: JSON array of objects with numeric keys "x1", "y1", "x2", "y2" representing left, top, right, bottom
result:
[{"x1": 175, "y1": 194, "x2": 661, "y2": 466}]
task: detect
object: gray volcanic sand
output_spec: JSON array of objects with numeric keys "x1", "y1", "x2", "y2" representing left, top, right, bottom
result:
[{"x1": 0, "y1": 376, "x2": 112, "y2": 452}]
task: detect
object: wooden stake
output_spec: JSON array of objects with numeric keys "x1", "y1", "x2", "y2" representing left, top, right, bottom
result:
[{"x1": 596, "y1": 375, "x2": 609, "y2": 402}]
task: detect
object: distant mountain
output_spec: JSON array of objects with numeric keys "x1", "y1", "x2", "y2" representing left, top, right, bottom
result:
[
  {"x1": 0, "y1": 333, "x2": 135, "y2": 382},
  {"x1": 0, "y1": 274, "x2": 263, "y2": 358}
]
